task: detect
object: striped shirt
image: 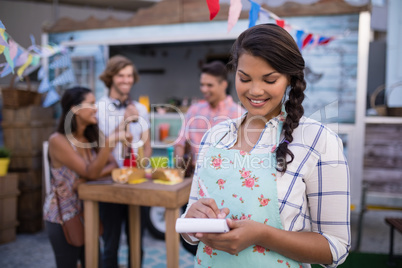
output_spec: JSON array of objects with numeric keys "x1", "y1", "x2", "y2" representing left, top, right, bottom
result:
[{"x1": 184, "y1": 112, "x2": 351, "y2": 268}]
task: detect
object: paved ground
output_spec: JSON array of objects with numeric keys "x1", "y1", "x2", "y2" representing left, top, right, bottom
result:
[{"x1": 0, "y1": 210, "x2": 401, "y2": 267}]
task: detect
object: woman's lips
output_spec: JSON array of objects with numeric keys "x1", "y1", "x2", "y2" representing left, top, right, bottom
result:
[{"x1": 248, "y1": 98, "x2": 269, "y2": 107}]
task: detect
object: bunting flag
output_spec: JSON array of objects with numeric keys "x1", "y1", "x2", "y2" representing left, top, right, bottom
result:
[
  {"x1": 42, "y1": 89, "x2": 61, "y2": 108},
  {"x1": 248, "y1": 0, "x2": 260, "y2": 28},
  {"x1": 221, "y1": 1, "x2": 337, "y2": 51},
  {"x1": 38, "y1": 76, "x2": 52, "y2": 93},
  {"x1": 0, "y1": 21, "x2": 75, "y2": 108},
  {"x1": 49, "y1": 54, "x2": 71, "y2": 69},
  {"x1": 0, "y1": 29, "x2": 8, "y2": 55},
  {"x1": 0, "y1": 31, "x2": 8, "y2": 47},
  {"x1": 0, "y1": 64, "x2": 13, "y2": 78},
  {"x1": 37, "y1": 66, "x2": 45, "y2": 81},
  {"x1": 206, "y1": 0, "x2": 220, "y2": 20},
  {"x1": 3, "y1": 39, "x2": 19, "y2": 70},
  {"x1": 227, "y1": 0, "x2": 242, "y2": 33},
  {"x1": 275, "y1": 19, "x2": 285, "y2": 28},
  {"x1": 259, "y1": 9, "x2": 270, "y2": 24},
  {"x1": 17, "y1": 54, "x2": 32, "y2": 77},
  {"x1": 51, "y1": 68, "x2": 76, "y2": 87}
]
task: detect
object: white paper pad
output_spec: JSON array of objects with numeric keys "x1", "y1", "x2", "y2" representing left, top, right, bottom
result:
[{"x1": 175, "y1": 218, "x2": 230, "y2": 233}]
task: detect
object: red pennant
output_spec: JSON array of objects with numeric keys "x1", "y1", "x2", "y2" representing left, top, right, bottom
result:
[
  {"x1": 276, "y1": 19, "x2": 285, "y2": 28},
  {"x1": 302, "y1": 33, "x2": 313, "y2": 49},
  {"x1": 206, "y1": 0, "x2": 220, "y2": 20},
  {"x1": 319, "y1": 37, "x2": 333, "y2": 45}
]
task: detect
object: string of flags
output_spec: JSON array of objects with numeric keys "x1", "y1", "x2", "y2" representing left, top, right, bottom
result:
[
  {"x1": 207, "y1": 0, "x2": 336, "y2": 50},
  {"x1": 0, "y1": 20, "x2": 76, "y2": 107}
]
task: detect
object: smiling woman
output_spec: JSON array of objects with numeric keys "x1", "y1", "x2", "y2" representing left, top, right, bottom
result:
[
  {"x1": 180, "y1": 24, "x2": 350, "y2": 268},
  {"x1": 43, "y1": 86, "x2": 130, "y2": 268}
]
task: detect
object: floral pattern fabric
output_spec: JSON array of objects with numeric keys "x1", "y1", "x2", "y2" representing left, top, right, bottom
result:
[{"x1": 194, "y1": 129, "x2": 302, "y2": 267}]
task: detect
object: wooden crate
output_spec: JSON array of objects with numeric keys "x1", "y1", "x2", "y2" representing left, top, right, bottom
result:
[
  {"x1": 9, "y1": 152, "x2": 42, "y2": 170},
  {"x1": 18, "y1": 188, "x2": 42, "y2": 220},
  {"x1": 0, "y1": 224, "x2": 19, "y2": 244},
  {"x1": 2, "y1": 105, "x2": 53, "y2": 123},
  {"x1": 14, "y1": 170, "x2": 43, "y2": 192},
  {"x1": 17, "y1": 216, "x2": 43, "y2": 233},
  {"x1": 1, "y1": 120, "x2": 55, "y2": 155},
  {"x1": 17, "y1": 188, "x2": 43, "y2": 233},
  {"x1": 0, "y1": 174, "x2": 19, "y2": 244}
]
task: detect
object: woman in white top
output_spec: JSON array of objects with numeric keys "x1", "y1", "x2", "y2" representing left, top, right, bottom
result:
[{"x1": 180, "y1": 24, "x2": 350, "y2": 268}]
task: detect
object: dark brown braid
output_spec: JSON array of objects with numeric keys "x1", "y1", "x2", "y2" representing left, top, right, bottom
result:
[
  {"x1": 276, "y1": 73, "x2": 306, "y2": 172},
  {"x1": 228, "y1": 23, "x2": 306, "y2": 172}
]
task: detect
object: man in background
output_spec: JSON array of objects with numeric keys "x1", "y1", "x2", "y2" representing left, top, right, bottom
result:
[
  {"x1": 97, "y1": 55, "x2": 151, "y2": 268},
  {"x1": 175, "y1": 60, "x2": 245, "y2": 176}
]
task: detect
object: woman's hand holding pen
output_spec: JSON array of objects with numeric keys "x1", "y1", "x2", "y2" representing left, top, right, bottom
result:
[
  {"x1": 185, "y1": 198, "x2": 230, "y2": 237},
  {"x1": 185, "y1": 198, "x2": 229, "y2": 219}
]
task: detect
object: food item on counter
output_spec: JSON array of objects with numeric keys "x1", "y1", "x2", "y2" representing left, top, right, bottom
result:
[
  {"x1": 117, "y1": 169, "x2": 133, "y2": 183},
  {"x1": 151, "y1": 168, "x2": 184, "y2": 183},
  {"x1": 112, "y1": 168, "x2": 146, "y2": 184}
]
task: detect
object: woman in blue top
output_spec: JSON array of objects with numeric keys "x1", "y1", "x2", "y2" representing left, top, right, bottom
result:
[{"x1": 181, "y1": 24, "x2": 350, "y2": 268}]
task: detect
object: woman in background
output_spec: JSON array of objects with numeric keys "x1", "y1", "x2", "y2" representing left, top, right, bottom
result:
[{"x1": 43, "y1": 86, "x2": 131, "y2": 268}]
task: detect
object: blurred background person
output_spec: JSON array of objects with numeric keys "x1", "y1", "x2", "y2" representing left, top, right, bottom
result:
[
  {"x1": 43, "y1": 86, "x2": 130, "y2": 268},
  {"x1": 175, "y1": 60, "x2": 245, "y2": 177},
  {"x1": 97, "y1": 55, "x2": 151, "y2": 268}
]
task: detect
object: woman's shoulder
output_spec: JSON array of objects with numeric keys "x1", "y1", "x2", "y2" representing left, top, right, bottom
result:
[
  {"x1": 292, "y1": 116, "x2": 343, "y2": 153},
  {"x1": 210, "y1": 116, "x2": 240, "y2": 133},
  {"x1": 48, "y1": 132, "x2": 71, "y2": 149}
]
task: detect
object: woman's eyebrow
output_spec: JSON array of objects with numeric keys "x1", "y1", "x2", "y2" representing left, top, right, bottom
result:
[
  {"x1": 238, "y1": 70, "x2": 277, "y2": 77},
  {"x1": 262, "y1": 72, "x2": 278, "y2": 78}
]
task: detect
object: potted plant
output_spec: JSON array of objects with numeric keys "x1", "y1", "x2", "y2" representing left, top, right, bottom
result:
[{"x1": 0, "y1": 147, "x2": 11, "y2": 176}]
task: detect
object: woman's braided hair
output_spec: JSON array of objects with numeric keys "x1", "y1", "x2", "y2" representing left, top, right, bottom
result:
[{"x1": 227, "y1": 24, "x2": 306, "y2": 172}]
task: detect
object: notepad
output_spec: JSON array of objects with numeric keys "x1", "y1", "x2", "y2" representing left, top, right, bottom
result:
[{"x1": 175, "y1": 218, "x2": 230, "y2": 233}]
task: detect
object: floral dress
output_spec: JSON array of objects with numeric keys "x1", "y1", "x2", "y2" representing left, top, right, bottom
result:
[{"x1": 195, "y1": 119, "x2": 302, "y2": 268}]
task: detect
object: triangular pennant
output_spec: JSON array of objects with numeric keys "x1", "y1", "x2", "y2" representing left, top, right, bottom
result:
[
  {"x1": 30, "y1": 34, "x2": 36, "y2": 47},
  {"x1": 15, "y1": 51, "x2": 29, "y2": 67},
  {"x1": 3, "y1": 46, "x2": 13, "y2": 70},
  {"x1": 276, "y1": 19, "x2": 285, "y2": 28},
  {"x1": 49, "y1": 54, "x2": 71, "y2": 69},
  {"x1": 259, "y1": 9, "x2": 270, "y2": 24},
  {"x1": 6, "y1": 39, "x2": 19, "y2": 70},
  {"x1": 0, "y1": 29, "x2": 8, "y2": 54},
  {"x1": 248, "y1": 0, "x2": 260, "y2": 28},
  {"x1": 38, "y1": 76, "x2": 52, "y2": 93},
  {"x1": 30, "y1": 55, "x2": 41, "y2": 67},
  {"x1": 206, "y1": 0, "x2": 220, "y2": 20},
  {"x1": 318, "y1": 36, "x2": 333, "y2": 45},
  {"x1": 302, "y1": 33, "x2": 313, "y2": 49},
  {"x1": 0, "y1": 33, "x2": 8, "y2": 47},
  {"x1": 295, "y1": 30, "x2": 304, "y2": 50},
  {"x1": 38, "y1": 66, "x2": 45, "y2": 80},
  {"x1": 42, "y1": 89, "x2": 60, "y2": 107},
  {"x1": 227, "y1": 0, "x2": 242, "y2": 33},
  {"x1": 17, "y1": 54, "x2": 33, "y2": 77},
  {"x1": 0, "y1": 64, "x2": 13, "y2": 77},
  {"x1": 51, "y1": 68, "x2": 75, "y2": 87}
]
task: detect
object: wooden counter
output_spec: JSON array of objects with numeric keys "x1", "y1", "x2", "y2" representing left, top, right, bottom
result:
[{"x1": 78, "y1": 178, "x2": 192, "y2": 268}]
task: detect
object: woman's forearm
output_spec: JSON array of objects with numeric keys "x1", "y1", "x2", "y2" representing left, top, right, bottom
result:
[{"x1": 255, "y1": 223, "x2": 332, "y2": 264}]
